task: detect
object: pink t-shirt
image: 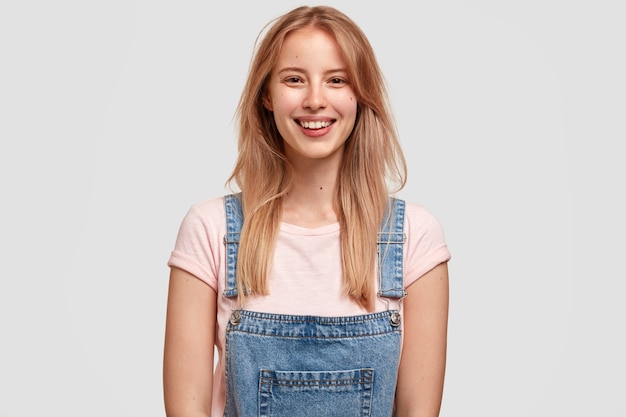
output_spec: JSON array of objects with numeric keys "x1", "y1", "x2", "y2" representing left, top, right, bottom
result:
[{"x1": 167, "y1": 196, "x2": 451, "y2": 416}]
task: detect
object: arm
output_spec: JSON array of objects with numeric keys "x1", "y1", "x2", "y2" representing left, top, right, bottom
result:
[
  {"x1": 163, "y1": 266, "x2": 217, "y2": 417},
  {"x1": 395, "y1": 262, "x2": 449, "y2": 417}
]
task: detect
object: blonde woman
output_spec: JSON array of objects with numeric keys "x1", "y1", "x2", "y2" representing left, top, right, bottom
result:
[{"x1": 164, "y1": 6, "x2": 450, "y2": 416}]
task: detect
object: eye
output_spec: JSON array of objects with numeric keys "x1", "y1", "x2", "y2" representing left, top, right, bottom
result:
[
  {"x1": 284, "y1": 76, "x2": 303, "y2": 84},
  {"x1": 329, "y1": 77, "x2": 348, "y2": 86}
]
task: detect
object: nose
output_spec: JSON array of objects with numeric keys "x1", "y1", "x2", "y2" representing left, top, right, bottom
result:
[{"x1": 303, "y1": 85, "x2": 327, "y2": 110}]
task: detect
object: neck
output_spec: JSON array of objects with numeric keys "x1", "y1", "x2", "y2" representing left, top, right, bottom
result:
[{"x1": 281, "y1": 159, "x2": 340, "y2": 228}]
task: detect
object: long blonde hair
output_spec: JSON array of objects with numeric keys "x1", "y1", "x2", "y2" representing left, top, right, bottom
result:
[{"x1": 228, "y1": 6, "x2": 406, "y2": 310}]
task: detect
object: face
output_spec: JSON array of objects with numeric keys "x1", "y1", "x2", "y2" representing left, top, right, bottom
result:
[{"x1": 264, "y1": 27, "x2": 358, "y2": 166}]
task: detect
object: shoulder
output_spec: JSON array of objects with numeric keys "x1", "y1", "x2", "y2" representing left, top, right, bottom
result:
[
  {"x1": 174, "y1": 196, "x2": 227, "y2": 245},
  {"x1": 188, "y1": 195, "x2": 227, "y2": 216},
  {"x1": 398, "y1": 201, "x2": 446, "y2": 239},
  {"x1": 181, "y1": 196, "x2": 226, "y2": 228}
]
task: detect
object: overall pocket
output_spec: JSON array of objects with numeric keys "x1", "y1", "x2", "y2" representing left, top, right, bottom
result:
[{"x1": 258, "y1": 368, "x2": 374, "y2": 417}]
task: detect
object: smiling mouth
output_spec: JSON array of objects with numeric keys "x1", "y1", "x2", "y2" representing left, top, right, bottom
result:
[{"x1": 297, "y1": 120, "x2": 334, "y2": 130}]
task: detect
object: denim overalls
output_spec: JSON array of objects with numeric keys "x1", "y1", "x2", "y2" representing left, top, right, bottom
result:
[{"x1": 223, "y1": 194, "x2": 406, "y2": 416}]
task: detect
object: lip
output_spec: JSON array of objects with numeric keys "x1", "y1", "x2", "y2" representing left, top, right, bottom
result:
[{"x1": 294, "y1": 118, "x2": 335, "y2": 137}]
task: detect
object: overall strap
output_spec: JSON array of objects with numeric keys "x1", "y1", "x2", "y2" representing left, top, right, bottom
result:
[
  {"x1": 223, "y1": 194, "x2": 406, "y2": 299},
  {"x1": 223, "y1": 193, "x2": 243, "y2": 298},
  {"x1": 377, "y1": 198, "x2": 407, "y2": 299}
]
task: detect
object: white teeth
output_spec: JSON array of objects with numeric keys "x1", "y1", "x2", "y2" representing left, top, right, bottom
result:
[{"x1": 300, "y1": 120, "x2": 331, "y2": 129}]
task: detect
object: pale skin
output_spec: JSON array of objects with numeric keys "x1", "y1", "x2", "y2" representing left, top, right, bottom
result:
[
  {"x1": 163, "y1": 27, "x2": 448, "y2": 417},
  {"x1": 264, "y1": 28, "x2": 357, "y2": 227},
  {"x1": 395, "y1": 262, "x2": 449, "y2": 417},
  {"x1": 163, "y1": 267, "x2": 216, "y2": 417}
]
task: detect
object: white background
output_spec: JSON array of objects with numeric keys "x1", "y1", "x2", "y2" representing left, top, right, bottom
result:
[{"x1": 1, "y1": 0, "x2": 624, "y2": 416}]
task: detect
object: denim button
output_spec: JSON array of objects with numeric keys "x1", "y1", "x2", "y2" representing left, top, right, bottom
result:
[
  {"x1": 390, "y1": 312, "x2": 401, "y2": 327},
  {"x1": 230, "y1": 310, "x2": 241, "y2": 325}
]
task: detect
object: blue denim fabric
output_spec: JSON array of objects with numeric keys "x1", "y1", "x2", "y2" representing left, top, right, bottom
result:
[
  {"x1": 223, "y1": 194, "x2": 406, "y2": 416},
  {"x1": 377, "y1": 198, "x2": 407, "y2": 300}
]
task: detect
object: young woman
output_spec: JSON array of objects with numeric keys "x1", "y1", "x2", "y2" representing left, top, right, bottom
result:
[{"x1": 164, "y1": 6, "x2": 450, "y2": 417}]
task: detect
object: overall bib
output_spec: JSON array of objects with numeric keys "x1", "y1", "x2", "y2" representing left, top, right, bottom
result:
[{"x1": 223, "y1": 194, "x2": 406, "y2": 417}]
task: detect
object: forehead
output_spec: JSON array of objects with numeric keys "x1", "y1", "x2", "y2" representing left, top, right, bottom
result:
[{"x1": 276, "y1": 27, "x2": 346, "y2": 67}]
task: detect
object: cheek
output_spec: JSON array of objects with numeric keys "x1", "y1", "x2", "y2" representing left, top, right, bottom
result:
[
  {"x1": 341, "y1": 96, "x2": 358, "y2": 116},
  {"x1": 273, "y1": 92, "x2": 300, "y2": 112}
]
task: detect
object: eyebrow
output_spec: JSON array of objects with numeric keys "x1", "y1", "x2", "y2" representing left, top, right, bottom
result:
[{"x1": 276, "y1": 66, "x2": 348, "y2": 75}]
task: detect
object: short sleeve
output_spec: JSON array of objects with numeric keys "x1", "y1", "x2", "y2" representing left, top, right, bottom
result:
[
  {"x1": 167, "y1": 197, "x2": 225, "y2": 291},
  {"x1": 404, "y1": 203, "x2": 451, "y2": 288}
]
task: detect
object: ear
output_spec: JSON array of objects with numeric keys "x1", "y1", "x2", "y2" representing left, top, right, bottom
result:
[{"x1": 262, "y1": 91, "x2": 273, "y2": 111}]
